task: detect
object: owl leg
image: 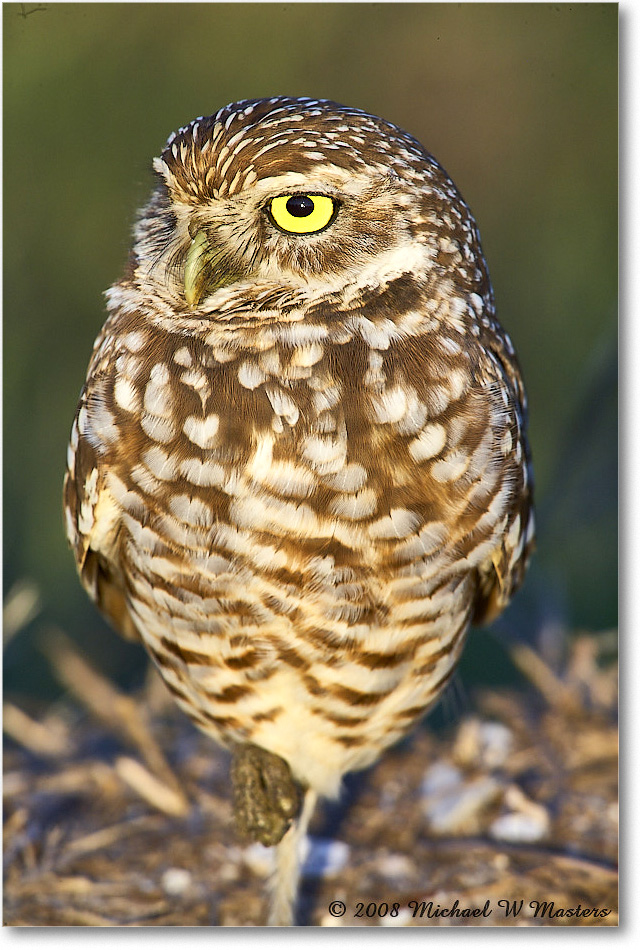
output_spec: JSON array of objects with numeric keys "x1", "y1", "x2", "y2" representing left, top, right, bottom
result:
[
  {"x1": 231, "y1": 744, "x2": 303, "y2": 847},
  {"x1": 268, "y1": 787, "x2": 318, "y2": 926}
]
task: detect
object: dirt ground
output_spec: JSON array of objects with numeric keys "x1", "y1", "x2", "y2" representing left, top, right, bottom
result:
[{"x1": 3, "y1": 629, "x2": 617, "y2": 927}]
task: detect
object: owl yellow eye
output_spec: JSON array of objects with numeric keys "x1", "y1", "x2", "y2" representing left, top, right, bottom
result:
[{"x1": 268, "y1": 194, "x2": 337, "y2": 235}]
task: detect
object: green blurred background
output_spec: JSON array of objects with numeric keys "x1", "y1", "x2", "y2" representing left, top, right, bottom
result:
[{"x1": 3, "y1": 3, "x2": 617, "y2": 705}]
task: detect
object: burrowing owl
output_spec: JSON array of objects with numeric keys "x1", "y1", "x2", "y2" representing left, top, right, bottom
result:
[{"x1": 64, "y1": 97, "x2": 534, "y2": 924}]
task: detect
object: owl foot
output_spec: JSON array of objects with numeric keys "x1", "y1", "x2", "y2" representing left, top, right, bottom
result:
[{"x1": 231, "y1": 744, "x2": 303, "y2": 847}]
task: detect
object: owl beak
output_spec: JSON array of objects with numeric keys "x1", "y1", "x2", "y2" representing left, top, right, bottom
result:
[
  {"x1": 184, "y1": 229, "x2": 245, "y2": 308},
  {"x1": 184, "y1": 230, "x2": 211, "y2": 308}
]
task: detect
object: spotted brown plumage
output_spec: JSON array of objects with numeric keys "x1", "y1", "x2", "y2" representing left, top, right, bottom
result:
[{"x1": 64, "y1": 96, "x2": 534, "y2": 925}]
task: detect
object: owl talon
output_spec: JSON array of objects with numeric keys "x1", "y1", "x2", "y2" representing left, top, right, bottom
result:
[{"x1": 231, "y1": 744, "x2": 303, "y2": 847}]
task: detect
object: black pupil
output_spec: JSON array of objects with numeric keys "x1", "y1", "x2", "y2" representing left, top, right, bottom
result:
[{"x1": 286, "y1": 195, "x2": 315, "y2": 217}]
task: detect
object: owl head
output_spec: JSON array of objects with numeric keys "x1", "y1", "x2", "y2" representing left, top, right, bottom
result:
[{"x1": 127, "y1": 97, "x2": 487, "y2": 317}]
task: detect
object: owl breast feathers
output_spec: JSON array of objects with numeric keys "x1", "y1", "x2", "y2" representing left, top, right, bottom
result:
[{"x1": 64, "y1": 97, "x2": 534, "y2": 799}]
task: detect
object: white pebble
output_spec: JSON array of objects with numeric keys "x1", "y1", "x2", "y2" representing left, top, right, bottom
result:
[
  {"x1": 421, "y1": 761, "x2": 462, "y2": 798},
  {"x1": 242, "y1": 842, "x2": 275, "y2": 877},
  {"x1": 479, "y1": 722, "x2": 513, "y2": 768},
  {"x1": 320, "y1": 913, "x2": 347, "y2": 927},
  {"x1": 490, "y1": 785, "x2": 550, "y2": 842},
  {"x1": 161, "y1": 867, "x2": 193, "y2": 895},
  {"x1": 376, "y1": 852, "x2": 415, "y2": 882},
  {"x1": 424, "y1": 776, "x2": 501, "y2": 834},
  {"x1": 490, "y1": 811, "x2": 548, "y2": 843},
  {"x1": 380, "y1": 908, "x2": 413, "y2": 927},
  {"x1": 302, "y1": 838, "x2": 350, "y2": 878},
  {"x1": 455, "y1": 719, "x2": 514, "y2": 769}
]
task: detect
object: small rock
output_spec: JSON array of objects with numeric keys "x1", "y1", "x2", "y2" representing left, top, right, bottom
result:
[
  {"x1": 421, "y1": 761, "x2": 462, "y2": 798},
  {"x1": 454, "y1": 718, "x2": 514, "y2": 769},
  {"x1": 380, "y1": 907, "x2": 413, "y2": 926},
  {"x1": 302, "y1": 837, "x2": 350, "y2": 878},
  {"x1": 242, "y1": 842, "x2": 275, "y2": 877},
  {"x1": 490, "y1": 812, "x2": 548, "y2": 842},
  {"x1": 490, "y1": 784, "x2": 550, "y2": 842},
  {"x1": 492, "y1": 852, "x2": 510, "y2": 873},
  {"x1": 424, "y1": 775, "x2": 502, "y2": 834},
  {"x1": 161, "y1": 867, "x2": 193, "y2": 896},
  {"x1": 320, "y1": 912, "x2": 347, "y2": 927},
  {"x1": 375, "y1": 851, "x2": 415, "y2": 883}
]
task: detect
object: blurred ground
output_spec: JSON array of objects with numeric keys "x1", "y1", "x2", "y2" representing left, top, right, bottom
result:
[{"x1": 3, "y1": 628, "x2": 617, "y2": 927}]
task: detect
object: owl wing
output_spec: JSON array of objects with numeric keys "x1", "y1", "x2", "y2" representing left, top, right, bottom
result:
[
  {"x1": 64, "y1": 323, "x2": 141, "y2": 642},
  {"x1": 469, "y1": 323, "x2": 535, "y2": 625}
]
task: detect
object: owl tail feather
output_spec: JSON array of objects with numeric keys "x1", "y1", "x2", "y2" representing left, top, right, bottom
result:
[{"x1": 268, "y1": 787, "x2": 317, "y2": 926}]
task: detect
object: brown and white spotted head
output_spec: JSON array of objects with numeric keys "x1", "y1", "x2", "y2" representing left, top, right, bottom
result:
[{"x1": 123, "y1": 96, "x2": 494, "y2": 328}]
